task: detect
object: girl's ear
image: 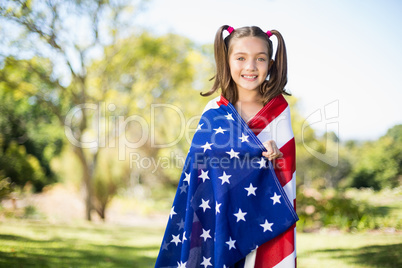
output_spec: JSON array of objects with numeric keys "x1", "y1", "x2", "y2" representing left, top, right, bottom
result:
[{"x1": 268, "y1": 59, "x2": 274, "y2": 71}]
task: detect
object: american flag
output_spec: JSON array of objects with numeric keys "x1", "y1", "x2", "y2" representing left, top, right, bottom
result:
[
  {"x1": 155, "y1": 95, "x2": 298, "y2": 268},
  {"x1": 245, "y1": 94, "x2": 297, "y2": 267}
]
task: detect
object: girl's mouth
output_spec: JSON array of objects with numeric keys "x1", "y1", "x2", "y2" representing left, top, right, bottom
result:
[{"x1": 241, "y1": 75, "x2": 258, "y2": 79}]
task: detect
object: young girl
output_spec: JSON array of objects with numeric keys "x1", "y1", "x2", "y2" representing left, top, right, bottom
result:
[
  {"x1": 204, "y1": 25, "x2": 296, "y2": 268},
  {"x1": 156, "y1": 25, "x2": 297, "y2": 268}
]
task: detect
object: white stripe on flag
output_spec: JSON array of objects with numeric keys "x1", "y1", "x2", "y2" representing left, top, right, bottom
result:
[
  {"x1": 273, "y1": 249, "x2": 296, "y2": 268},
  {"x1": 244, "y1": 249, "x2": 257, "y2": 268},
  {"x1": 256, "y1": 106, "x2": 294, "y2": 149},
  {"x1": 202, "y1": 96, "x2": 221, "y2": 114},
  {"x1": 283, "y1": 171, "x2": 296, "y2": 207}
]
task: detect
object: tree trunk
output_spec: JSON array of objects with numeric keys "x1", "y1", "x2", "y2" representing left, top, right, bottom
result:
[{"x1": 73, "y1": 146, "x2": 93, "y2": 221}]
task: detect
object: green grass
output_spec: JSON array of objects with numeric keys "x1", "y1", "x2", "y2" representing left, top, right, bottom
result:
[
  {"x1": 297, "y1": 232, "x2": 402, "y2": 268},
  {"x1": 0, "y1": 220, "x2": 401, "y2": 267},
  {"x1": 0, "y1": 220, "x2": 165, "y2": 268}
]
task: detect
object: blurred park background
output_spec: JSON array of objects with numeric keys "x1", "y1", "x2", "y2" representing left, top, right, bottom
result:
[{"x1": 0, "y1": 0, "x2": 401, "y2": 267}]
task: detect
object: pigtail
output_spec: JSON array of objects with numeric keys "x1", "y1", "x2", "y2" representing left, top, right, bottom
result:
[
  {"x1": 201, "y1": 25, "x2": 237, "y2": 102},
  {"x1": 260, "y1": 29, "x2": 290, "y2": 104}
]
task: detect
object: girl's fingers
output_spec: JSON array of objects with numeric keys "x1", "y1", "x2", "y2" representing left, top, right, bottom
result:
[
  {"x1": 262, "y1": 140, "x2": 283, "y2": 160},
  {"x1": 262, "y1": 150, "x2": 283, "y2": 160}
]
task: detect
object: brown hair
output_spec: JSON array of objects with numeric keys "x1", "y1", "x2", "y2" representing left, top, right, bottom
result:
[{"x1": 201, "y1": 25, "x2": 290, "y2": 105}]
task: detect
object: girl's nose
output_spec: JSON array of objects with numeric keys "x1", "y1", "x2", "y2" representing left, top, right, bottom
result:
[{"x1": 246, "y1": 60, "x2": 257, "y2": 71}]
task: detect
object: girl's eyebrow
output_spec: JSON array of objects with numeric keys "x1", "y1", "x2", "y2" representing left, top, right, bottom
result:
[{"x1": 233, "y1": 52, "x2": 268, "y2": 56}]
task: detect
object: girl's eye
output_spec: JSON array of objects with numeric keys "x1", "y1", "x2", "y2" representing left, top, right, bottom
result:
[
  {"x1": 257, "y1": 58, "x2": 266, "y2": 62},
  {"x1": 237, "y1": 57, "x2": 245, "y2": 61}
]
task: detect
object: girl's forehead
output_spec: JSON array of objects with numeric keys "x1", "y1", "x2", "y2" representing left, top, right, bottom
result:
[{"x1": 229, "y1": 36, "x2": 269, "y2": 53}]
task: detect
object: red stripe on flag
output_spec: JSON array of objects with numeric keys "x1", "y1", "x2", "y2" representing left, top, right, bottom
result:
[
  {"x1": 273, "y1": 138, "x2": 296, "y2": 187},
  {"x1": 248, "y1": 94, "x2": 288, "y2": 136},
  {"x1": 217, "y1": 95, "x2": 229, "y2": 106},
  {"x1": 254, "y1": 225, "x2": 296, "y2": 268}
]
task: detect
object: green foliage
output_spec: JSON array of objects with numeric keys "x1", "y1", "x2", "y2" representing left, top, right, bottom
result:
[
  {"x1": 0, "y1": 61, "x2": 64, "y2": 191},
  {"x1": 346, "y1": 125, "x2": 402, "y2": 190},
  {"x1": 288, "y1": 97, "x2": 352, "y2": 189},
  {"x1": 22, "y1": 205, "x2": 44, "y2": 220},
  {"x1": 296, "y1": 187, "x2": 402, "y2": 232},
  {"x1": 0, "y1": 141, "x2": 48, "y2": 192},
  {"x1": 0, "y1": 176, "x2": 13, "y2": 201}
]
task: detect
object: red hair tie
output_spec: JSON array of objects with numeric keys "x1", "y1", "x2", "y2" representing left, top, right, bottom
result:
[
  {"x1": 266, "y1": 30, "x2": 273, "y2": 38},
  {"x1": 227, "y1": 26, "x2": 234, "y2": 34}
]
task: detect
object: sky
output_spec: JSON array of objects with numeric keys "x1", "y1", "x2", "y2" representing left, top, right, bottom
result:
[{"x1": 135, "y1": 0, "x2": 402, "y2": 141}]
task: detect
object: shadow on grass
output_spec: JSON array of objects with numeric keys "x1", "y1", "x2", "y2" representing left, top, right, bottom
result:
[{"x1": 311, "y1": 243, "x2": 402, "y2": 267}]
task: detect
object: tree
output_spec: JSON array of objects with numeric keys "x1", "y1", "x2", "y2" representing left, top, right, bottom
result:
[
  {"x1": 0, "y1": 0, "x2": 214, "y2": 220},
  {"x1": 0, "y1": 0, "x2": 147, "y2": 220},
  {"x1": 82, "y1": 33, "x2": 213, "y2": 219}
]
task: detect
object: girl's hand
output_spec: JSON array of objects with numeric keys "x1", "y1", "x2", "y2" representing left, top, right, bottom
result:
[{"x1": 262, "y1": 140, "x2": 283, "y2": 160}]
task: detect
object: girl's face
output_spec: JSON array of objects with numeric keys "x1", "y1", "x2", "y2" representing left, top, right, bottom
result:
[{"x1": 228, "y1": 37, "x2": 270, "y2": 95}]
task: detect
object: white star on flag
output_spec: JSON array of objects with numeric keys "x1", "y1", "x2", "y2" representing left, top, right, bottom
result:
[
  {"x1": 226, "y1": 148, "x2": 240, "y2": 159},
  {"x1": 213, "y1": 126, "x2": 226, "y2": 134},
  {"x1": 179, "y1": 184, "x2": 187, "y2": 194},
  {"x1": 200, "y1": 198, "x2": 211, "y2": 212},
  {"x1": 177, "y1": 261, "x2": 187, "y2": 268},
  {"x1": 201, "y1": 142, "x2": 213, "y2": 152},
  {"x1": 196, "y1": 123, "x2": 204, "y2": 132},
  {"x1": 171, "y1": 234, "x2": 181, "y2": 246},
  {"x1": 161, "y1": 240, "x2": 169, "y2": 250},
  {"x1": 260, "y1": 219, "x2": 274, "y2": 232},
  {"x1": 182, "y1": 231, "x2": 187, "y2": 243},
  {"x1": 177, "y1": 218, "x2": 185, "y2": 230},
  {"x1": 226, "y1": 237, "x2": 236, "y2": 250},
  {"x1": 234, "y1": 208, "x2": 247, "y2": 222},
  {"x1": 218, "y1": 171, "x2": 231, "y2": 185},
  {"x1": 270, "y1": 192, "x2": 282, "y2": 205},
  {"x1": 257, "y1": 157, "x2": 267, "y2": 168},
  {"x1": 201, "y1": 256, "x2": 212, "y2": 268},
  {"x1": 183, "y1": 172, "x2": 191, "y2": 185},
  {"x1": 244, "y1": 183, "x2": 257, "y2": 196},
  {"x1": 200, "y1": 228, "x2": 212, "y2": 241},
  {"x1": 215, "y1": 201, "x2": 221, "y2": 214},
  {"x1": 170, "y1": 206, "x2": 177, "y2": 219},
  {"x1": 198, "y1": 170, "x2": 210, "y2": 182},
  {"x1": 239, "y1": 133, "x2": 249, "y2": 142},
  {"x1": 225, "y1": 112, "x2": 234, "y2": 121}
]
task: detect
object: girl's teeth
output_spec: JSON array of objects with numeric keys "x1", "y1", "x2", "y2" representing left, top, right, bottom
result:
[{"x1": 243, "y1": 75, "x2": 257, "y2": 78}]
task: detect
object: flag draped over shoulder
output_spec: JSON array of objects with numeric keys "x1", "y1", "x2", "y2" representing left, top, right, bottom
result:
[{"x1": 155, "y1": 95, "x2": 298, "y2": 268}]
